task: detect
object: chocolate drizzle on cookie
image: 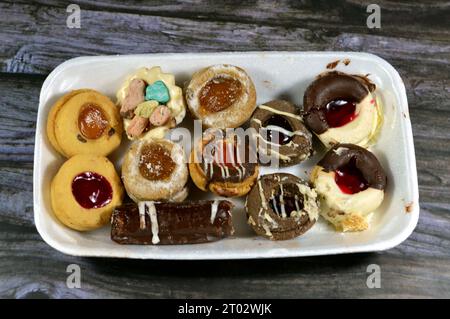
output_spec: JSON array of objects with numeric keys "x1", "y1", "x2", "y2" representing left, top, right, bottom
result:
[
  {"x1": 303, "y1": 71, "x2": 376, "y2": 134},
  {"x1": 250, "y1": 100, "x2": 313, "y2": 167},
  {"x1": 201, "y1": 134, "x2": 257, "y2": 184},
  {"x1": 318, "y1": 143, "x2": 387, "y2": 190},
  {"x1": 245, "y1": 173, "x2": 319, "y2": 241}
]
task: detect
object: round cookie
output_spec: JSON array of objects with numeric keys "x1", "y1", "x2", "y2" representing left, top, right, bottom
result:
[
  {"x1": 189, "y1": 130, "x2": 259, "y2": 197},
  {"x1": 46, "y1": 89, "x2": 94, "y2": 157},
  {"x1": 311, "y1": 143, "x2": 387, "y2": 232},
  {"x1": 122, "y1": 139, "x2": 189, "y2": 202},
  {"x1": 51, "y1": 90, "x2": 122, "y2": 157},
  {"x1": 50, "y1": 154, "x2": 124, "y2": 231},
  {"x1": 303, "y1": 71, "x2": 382, "y2": 148},
  {"x1": 250, "y1": 100, "x2": 313, "y2": 166},
  {"x1": 185, "y1": 64, "x2": 257, "y2": 128},
  {"x1": 245, "y1": 173, "x2": 319, "y2": 240}
]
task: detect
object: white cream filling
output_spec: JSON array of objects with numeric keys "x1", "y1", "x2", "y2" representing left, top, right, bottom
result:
[
  {"x1": 318, "y1": 94, "x2": 380, "y2": 148},
  {"x1": 312, "y1": 167, "x2": 384, "y2": 230}
]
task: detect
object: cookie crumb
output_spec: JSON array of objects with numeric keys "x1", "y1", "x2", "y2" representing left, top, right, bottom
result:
[
  {"x1": 326, "y1": 60, "x2": 340, "y2": 69},
  {"x1": 405, "y1": 202, "x2": 414, "y2": 213}
]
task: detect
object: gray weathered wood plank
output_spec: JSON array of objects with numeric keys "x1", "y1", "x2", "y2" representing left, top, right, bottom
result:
[{"x1": 0, "y1": 0, "x2": 449, "y2": 299}]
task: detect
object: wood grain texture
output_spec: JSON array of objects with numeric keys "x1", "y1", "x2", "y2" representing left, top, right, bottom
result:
[{"x1": 0, "y1": 0, "x2": 449, "y2": 299}]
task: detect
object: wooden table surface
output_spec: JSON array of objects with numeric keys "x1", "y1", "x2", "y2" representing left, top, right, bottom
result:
[{"x1": 0, "y1": 0, "x2": 449, "y2": 299}]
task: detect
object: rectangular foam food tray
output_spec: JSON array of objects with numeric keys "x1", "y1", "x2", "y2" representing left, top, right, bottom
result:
[{"x1": 34, "y1": 52, "x2": 419, "y2": 259}]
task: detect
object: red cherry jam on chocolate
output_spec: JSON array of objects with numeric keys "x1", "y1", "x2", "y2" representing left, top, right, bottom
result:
[
  {"x1": 334, "y1": 158, "x2": 369, "y2": 194},
  {"x1": 325, "y1": 99, "x2": 357, "y2": 128},
  {"x1": 263, "y1": 115, "x2": 293, "y2": 145},
  {"x1": 72, "y1": 172, "x2": 113, "y2": 209}
]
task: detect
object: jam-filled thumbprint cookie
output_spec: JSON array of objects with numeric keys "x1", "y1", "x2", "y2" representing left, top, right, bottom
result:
[
  {"x1": 250, "y1": 100, "x2": 313, "y2": 166},
  {"x1": 245, "y1": 173, "x2": 319, "y2": 240},
  {"x1": 47, "y1": 89, "x2": 122, "y2": 157},
  {"x1": 122, "y1": 139, "x2": 189, "y2": 202},
  {"x1": 311, "y1": 144, "x2": 387, "y2": 232},
  {"x1": 50, "y1": 154, "x2": 124, "y2": 231},
  {"x1": 185, "y1": 64, "x2": 257, "y2": 128},
  {"x1": 116, "y1": 67, "x2": 186, "y2": 140},
  {"x1": 189, "y1": 130, "x2": 259, "y2": 197},
  {"x1": 303, "y1": 71, "x2": 382, "y2": 148}
]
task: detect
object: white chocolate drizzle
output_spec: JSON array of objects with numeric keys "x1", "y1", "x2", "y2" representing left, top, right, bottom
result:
[
  {"x1": 138, "y1": 201, "x2": 160, "y2": 244},
  {"x1": 294, "y1": 194, "x2": 301, "y2": 214},
  {"x1": 279, "y1": 184, "x2": 287, "y2": 218},
  {"x1": 258, "y1": 180, "x2": 268, "y2": 210},
  {"x1": 257, "y1": 104, "x2": 303, "y2": 121},
  {"x1": 210, "y1": 200, "x2": 219, "y2": 224}
]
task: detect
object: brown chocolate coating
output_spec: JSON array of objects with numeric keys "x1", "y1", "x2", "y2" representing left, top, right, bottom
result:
[
  {"x1": 111, "y1": 200, "x2": 234, "y2": 245},
  {"x1": 303, "y1": 71, "x2": 375, "y2": 134},
  {"x1": 245, "y1": 173, "x2": 318, "y2": 241},
  {"x1": 318, "y1": 143, "x2": 387, "y2": 190},
  {"x1": 200, "y1": 133, "x2": 258, "y2": 184},
  {"x1": 250, "y1": 100, "x2": 313, "y2": 167}
]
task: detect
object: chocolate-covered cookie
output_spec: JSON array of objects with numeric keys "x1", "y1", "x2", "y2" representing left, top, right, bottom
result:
[
  {"x1": 250, "y1": 100, "x2": 313, "y2": 167},
  {"x1": 245, "y1": 173, "x2": 319, "y2": 240},
  {"x1": 311, "y1": 144, "x2": 387, "y2": 232},
  {"x1": 189, "y1": 130, "x2": 259, "y2": 197},
  {"x1": 303, "y1": 71, "x2": 382, "y2": 148}
]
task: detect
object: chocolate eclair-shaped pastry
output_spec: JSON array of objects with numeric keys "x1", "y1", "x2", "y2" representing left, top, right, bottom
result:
[
  {"x1": 189, "y1": 130, "x2": 259, "y2": 197},
  {"x1": 185, "y1": 64, "x2": 257, "y2": 128},
  {"x1": 111, "y1": 200, "x2": 234, "y2": 245},
  {"x1": 250, "y1": 100, "x2": 313, "y2": 166},
  {"x1": 245, "y1": 173, "x2": 319, "y2": 241},
  {"x1": 303, "y1": 71, "x2": 382, "y2": 148},
  {"x1": 311, "y1": 144, "x2": 387, "y2": 232},
  {"x1": 122, "y1": 139, "x2": 189, "y2": 202},
  {"x1": 47, "y1": 89, "x2": 122, "y2": 157},
  {"x1": 116, "y1": 67, "x2": 186, "y2": 140}
]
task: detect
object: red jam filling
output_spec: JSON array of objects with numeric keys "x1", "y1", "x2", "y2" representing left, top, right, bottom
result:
[
  {"x1": 263, "y1": 114, "x2": 293, "y2": 145},
  {"x1": 334, "y1": 158, "x2": 369, "y2": 194},
  {"x1": 212, "y1": 141, "x2": 239, "y2": 167},
  {"x1": 325, "y1": 98, "x2": 358, "y2": 128},
  {"x1": 72, "y1": 172, "x2": 113, "y2": 209}
]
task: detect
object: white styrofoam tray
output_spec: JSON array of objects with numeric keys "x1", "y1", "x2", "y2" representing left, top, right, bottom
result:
[{"x1": 34, "y1": 52, "x2": 419, "y2": 259}]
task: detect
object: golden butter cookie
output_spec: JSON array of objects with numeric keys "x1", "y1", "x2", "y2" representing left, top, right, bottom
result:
[
  {"x1": 50, "y1": 154, "x2": 124, "y2": 231},
  {"x1": 48, "y1": 89, "x2": 122, "y2": 157},
  {"x1": 46, "y1": 89, "x2": 93, "y2": 157}
]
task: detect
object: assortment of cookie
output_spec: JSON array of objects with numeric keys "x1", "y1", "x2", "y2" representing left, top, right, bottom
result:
[{"x1": 46, "y1": 63, "x2": 388, "y2": 245}]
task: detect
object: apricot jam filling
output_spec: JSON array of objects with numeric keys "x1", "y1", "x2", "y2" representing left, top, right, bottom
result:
[
  {"x1": 78, "y1": 103, "x2": 108, "y2": 139},
  {"x1": 139, "y1": 143, "x2": 176, "y2": 181},
  {"x1": 199, "y1": 76, "x2": 242, "y2": 113}
]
